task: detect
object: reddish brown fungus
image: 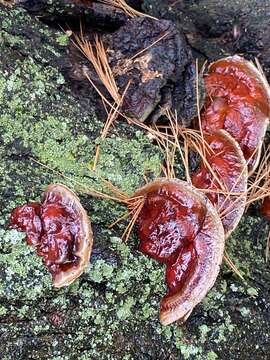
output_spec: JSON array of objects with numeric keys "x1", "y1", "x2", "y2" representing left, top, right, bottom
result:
[
  {"x1": 191, "y1": 129, "x2": 248, "y2": 237},
  {"x1": 133, "y1": 179, "x2": 224, "y2": 325},
  {"x1": 10, "y1": 202, "x2": 42, "y2": 246},
  {"x1": 260, "y1": 197, "x2": 270, "y2": 221},
  {"x1": 10, "y1": 184, "x2": 93, "y2": 288},
  {"x1": 201, "y1": 55, "x2": 270, "y2": 173},
  {"x1": 164, "y1": 244, "x2": 197, "y2": 298}
]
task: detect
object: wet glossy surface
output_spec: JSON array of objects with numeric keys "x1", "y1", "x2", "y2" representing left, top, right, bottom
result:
[
  {"x1": 10, "y1": 202, "x2": 41, "y2": 246},
  {"x1": 137, "y1": 183, "x2": 205, "y2": 299},
  {"x1": 10, "y1": 192, "x2": 80, "y2": 278},
  {"x1": 201, "y1": 58, "x2": 269, "y2": 169},
  {"x1": 191, "y1": 132, "x2": 246, "y2": 234},
  {"x1": 164, "y1": 244, "x2": 197, "y2": 298}
]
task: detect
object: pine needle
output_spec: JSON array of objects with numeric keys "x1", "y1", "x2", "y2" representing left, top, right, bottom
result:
[
  {"x1": 195, "y1": 59, "x2": 206, "y2": 160},
  {"x1": 99, "y1": 0, "x2": 156, "y2": 19},
  {"x1": 120, "y1": 196, "x2": 145, "y2": 241},
  {"x1": 152, "y1": 124, "x2": 176, "y2": 179},
  {"x1": 246, "y1": 144, "x2": 270, "y2": 207},
  {"x1": 166, "y1": 111, "x2": 186, "y2": 179},
  {"x1": 188, "y1": 137, "x2": 228, "y2": 194},
  {"x1": 218, "y1": 162, "x2": 248, "y2": 218},
  {"x1": 130, "y1": 31, "x2": 170, "y2": 61},
  {"x1": 30, "y1": 158, "x2": 130, "y2": 204},
  {"x1": 73, "y1": 31, "x2": 121, "y2": 104},
  {"x1": 93, "y1": 81, "x2": 131, "y2": 170},
  {"x1": 108, "y1": 211, "x2": 130, "y2": 228},
  {"x1": 0, "y1": 0, "x2": 14, "y2": 7},
  {"x1": 224, "y1": 251, "x2": 245, "y2": 282}
]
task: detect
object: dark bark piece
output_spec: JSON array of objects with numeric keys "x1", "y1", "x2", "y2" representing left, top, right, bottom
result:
[
  {"x1": 67, "y1": 14, "x2": 201, "y2": 125},
  {"x1": 143, "y1": 0, "x2": 270, "y2": 79},
  {"x1": 15, "y1": 0, "x2": 202, "y2": 124},
  {"x1": 14, "y1": 0, "x2": 131, "y2": 29},
  {"x1": 103, "y1": 17, "x2": 199, "y2": 124}
]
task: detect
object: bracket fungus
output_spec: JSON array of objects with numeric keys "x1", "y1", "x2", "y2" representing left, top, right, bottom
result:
[
  {"x1": 191, "y1": 129, "x2": 248, "y2": 237},
  {"x1": 201, "y1": 55, "x2": 270, "y2": 173},
  {"x1": 10, "y1": 184, "x2": 93, "y2": 288},
  {"x1": 260, "y1": 197, "x2": 270, "y2": 221},
  {"x1": 132, "y1": 178, "x2": 224, "y2": 325}
]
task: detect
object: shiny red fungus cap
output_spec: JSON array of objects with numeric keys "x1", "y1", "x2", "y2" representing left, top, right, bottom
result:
[
  {"x1": 191, "y1": 129, "x2": 248, "y2": 237},
  {"x1": 133, "y1": 179, "x2": 224, "y2": 325},
  {"x1": 201, "y1": 55, "x2": 270, "y2": 173},
  {"x1": 10, "y1": 184, "x2": 93, "y2": 288},
  {"x1": 10, "y1": 202, "x2": 42, "y2": 246}
]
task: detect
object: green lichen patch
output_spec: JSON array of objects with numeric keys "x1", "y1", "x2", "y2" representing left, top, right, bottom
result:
[
  {"x1": 0, "y1": 229, "x2": 52, "y2": 301},
  {"x1": 0, "y1": 5, "x2": 66, "y2": 65}
]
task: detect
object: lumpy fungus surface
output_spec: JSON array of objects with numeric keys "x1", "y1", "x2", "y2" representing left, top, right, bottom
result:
[
  {"x1": 133, "y1": 179, "x2": 224, "y2": 325},
  {"x1": 201, "y1": 56, "x2": 270, "y2": 172},
  {"x1": 137, "y1": 185, "x2": 205, "y2": 265},
  {"x1": 10, "y1": 202, "x2": 42, "y2": 246},
  {"x1": 191, "y1": 130, "x2": 247, "y2": 236},
  {"x1": 10, "y1": 184, "x2": 93, "y2": 287}
]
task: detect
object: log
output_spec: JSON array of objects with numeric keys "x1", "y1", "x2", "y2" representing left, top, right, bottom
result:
[{"x1": 0, "y1": 3, "x2": 270, "y2": 359}]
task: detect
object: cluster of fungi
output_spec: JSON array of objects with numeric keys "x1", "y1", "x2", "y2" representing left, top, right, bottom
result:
[
  {"x1": 130, "y1": 56, "x2": 270, "y2": 324},
  {"x1": 9, "y1": 2, "x2": 270, "y2": 326}
]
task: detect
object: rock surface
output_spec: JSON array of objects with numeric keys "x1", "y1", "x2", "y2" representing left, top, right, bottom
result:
[{"x1": 0, "y1": 3, "x2": 270, "y2": 360}]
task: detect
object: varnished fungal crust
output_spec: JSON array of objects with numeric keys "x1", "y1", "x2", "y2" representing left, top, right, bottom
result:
[
  {"x1": 217, "y1": 130, "x2": 248, "y2": 237},
  {"x1": 205, "y1": 55, "x2": 270, "y2": 174},
  {"x1": 192, "y1": 129, "x2": 248, "y2": 238},
  {"x1": 132, "y1": 178, "x2": 225, "y2": 325},
  {"x1": 45, "y1": 184, "x2": 93, "y2": 288}
]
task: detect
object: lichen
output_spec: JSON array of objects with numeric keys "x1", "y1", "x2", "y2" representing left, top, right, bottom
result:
[
  {"x1": 56, "y1": 33, "x2": 70, "y2": 46},
  {"x1": 1, "y1": 4, "x2": 270, "y2": 359}
]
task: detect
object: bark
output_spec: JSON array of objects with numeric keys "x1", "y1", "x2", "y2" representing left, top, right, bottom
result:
[
  {"x1": 143, "y1": 0, "x2": 270, "y2": 78},
  {"x1": 0, "y1": 3, "x2": 270, "y2": 360}
]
